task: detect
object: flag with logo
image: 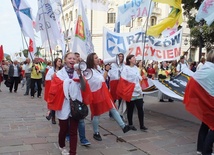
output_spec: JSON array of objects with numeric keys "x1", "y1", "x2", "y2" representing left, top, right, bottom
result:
[
  {"x1": 0, "y1": 45, "x2": 4, "y2": 61},
  {"x1": 183, "y1": 62, "x2": 214, "y2": 130},
  {"x1": 147, "y1": 0, "x2": 183, "y2": 37},
  {"x1": 74, "y1": 0, "x2": 110, "y2": 11},
  {"x1": 35, "y1": 0, "x2": 62, "y2": 51},
  {"x1": 116, "y1": 0, "x2": 154, "y2": 26},
  {"x1": 72, "y1": 0, "x2": 94, "y2": 60},
  {"x1": 196, "y1": 0, "x2": 214, "y2": 26},
  {"x1": 11, "y1": 0, "x2": 35, "y2": 42},
  {"x1": 28, "y1": 39, "x2": 36, "y2": 59}
]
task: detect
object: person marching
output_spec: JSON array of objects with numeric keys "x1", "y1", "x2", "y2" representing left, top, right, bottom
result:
[
  {"x1": 86, "y1": 53, "x2": 130, "y2": 141},
  {"x1": 44, "y1": 58, "x2": 63, "y2": 124},
  {"x1": 47, "y1": 52, "x2": 89, "y2": 155},
  {"x1": 117, "y1": 54, "x2": 147, "y2": 131}
]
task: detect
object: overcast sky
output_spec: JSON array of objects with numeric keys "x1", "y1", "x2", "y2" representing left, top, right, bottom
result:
[{"x1": 0, "y1": 0, "x2": 39, "y2": 56}]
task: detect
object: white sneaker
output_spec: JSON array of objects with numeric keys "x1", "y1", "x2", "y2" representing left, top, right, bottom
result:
[
  {"x1": 59, "y1": 147, "x2": 69, "y2": 155},
  {"x1": 196, "y1": 151, "x2": 202, "y2": 155}
]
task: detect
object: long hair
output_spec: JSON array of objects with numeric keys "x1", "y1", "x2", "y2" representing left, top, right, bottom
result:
[
  {"x1": 126, "y1": 54, "x2": 134, "y2": 66},
  {"x1": 53, "y1": 58, "x2": 63, "y2": 70},
  {"x1": 86, "y1": 53, "x2": 96, "y2": 69}
]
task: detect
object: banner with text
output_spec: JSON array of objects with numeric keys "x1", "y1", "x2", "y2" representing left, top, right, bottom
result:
[{"x1": 103, "y1": 27, "x2": 182, "y2": 61}]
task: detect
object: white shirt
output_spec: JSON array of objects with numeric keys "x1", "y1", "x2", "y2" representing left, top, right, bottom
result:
[{"x1": 13, "y1": 65, "x2": 19, "y2": 77}]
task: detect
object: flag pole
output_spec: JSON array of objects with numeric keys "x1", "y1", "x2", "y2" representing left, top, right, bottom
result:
[
  {"x1": 21, "y1": 31, "x2": 34, "y2": 61},
  {"x1": 41, "y1": 1, "x2": 54, "y2": 63},
  {"x1": 141, "y1": 0, "x2": 153, "y2": 65}
]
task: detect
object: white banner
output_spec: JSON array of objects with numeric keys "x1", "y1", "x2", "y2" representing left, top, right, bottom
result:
[
  {"x1": 103, "y1": 27, "x2": 182, "y2": 61},
  {"x1": 35, "y1": 0, "x2": 63, "y2": 51},
  {"x1": 117, "y1": 0, "x2": 154, "y2": 26},
  {"x1": 72, "y1": 0, "x2": 94, "y2": 60}
]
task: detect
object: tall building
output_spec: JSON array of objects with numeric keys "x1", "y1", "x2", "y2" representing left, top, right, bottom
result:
[{"x1": 61, "y1": 0, "x2": 203, "y2": 62}]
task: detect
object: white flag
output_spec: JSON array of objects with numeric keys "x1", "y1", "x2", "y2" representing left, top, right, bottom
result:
[
  {"x1": 117, "y1": 0, "x2": 154, "y2": 26},
  {"x1": 35, "y1": 0, "x2": 62, "y2": 52},
  {"x1": 72, "y1": 0, "x2": 94, "y2": 60},
  {"x1": 11, "y1": 0, "x2": 35, "y2": 41},
  {"x1": 74, "y1": 0, "x2": 110, "y2": 12}
]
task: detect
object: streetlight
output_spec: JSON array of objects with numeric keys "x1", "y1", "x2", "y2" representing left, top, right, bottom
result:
[{"x1": 199, "y1": 21, "x2": 204, "y2": 62}]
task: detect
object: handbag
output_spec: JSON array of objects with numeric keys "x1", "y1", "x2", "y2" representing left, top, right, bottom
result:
[
  {"x1": 4, "y1": 79, "x2": 12, "y2": 87},
  {"x1": 70, "y1": 99, "x2": 88, "y2": 120}
]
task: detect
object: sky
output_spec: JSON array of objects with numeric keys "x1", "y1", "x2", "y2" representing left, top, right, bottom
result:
[{"x1": 0, "y1": 0, "x2": 40, "y2": 56}]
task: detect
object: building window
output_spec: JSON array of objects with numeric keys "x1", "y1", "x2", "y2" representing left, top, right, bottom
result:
[
  {"x1": 107, "y1": 8, "x2": 116, "y2": 24},
  {"x1": 150, "y1": 16, "x2": 157, "y2": 26}
]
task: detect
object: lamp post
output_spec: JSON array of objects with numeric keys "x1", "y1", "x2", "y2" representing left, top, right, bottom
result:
[{"x1": 199, "y1": 21, "x2": 204, "y2": 62}]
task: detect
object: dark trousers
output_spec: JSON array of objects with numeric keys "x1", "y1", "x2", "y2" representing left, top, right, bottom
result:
[
  {"x1": 126, "y1": 98, "x2": 145, "y2": 128},
  {"x1": 197, "y1": 122, "x2": 209, "y2": 152},
  {"x1": 9, "y1": 77, "x2": 20, "y2": 92},
  {"x1": 30, "y1": 78, "x2": 42, "y2": 97},
  {"x1": 25, "y1": 73, "x2": 31, "y2": 95},
  {"x1": 58, "y1": 117, "x2": 78, "y2": 155},
  {"x1": 203, "y1": 129, "x2": 214, "y2": 155}
]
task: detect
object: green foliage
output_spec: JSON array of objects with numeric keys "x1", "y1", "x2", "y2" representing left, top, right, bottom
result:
[{"x1": 182, "y1": 0, "x2": 214, "y2": 50}]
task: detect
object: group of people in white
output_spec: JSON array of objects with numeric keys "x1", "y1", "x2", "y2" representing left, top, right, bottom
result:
[{"x1": 0, "y1": 50, "x2": 213, "y2": 155}]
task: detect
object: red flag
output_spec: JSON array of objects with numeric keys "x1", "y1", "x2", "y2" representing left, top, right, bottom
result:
[
  {"x1": 0, "y1": 45, "x2": 4, "y2": 61},
  {"x1": 183, "y1": 62, "x2": 214, "y2": 130},
  {"x1": 28, "y1": 39, "x2": 34, "y2": 52}
]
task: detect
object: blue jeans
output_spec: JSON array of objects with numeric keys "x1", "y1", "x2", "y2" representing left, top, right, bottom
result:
[
  {"x1": 78, "y1": 119, "x2": 89, "y2": 143},
  {"x1": 92, "y1": 108, "x2": 125, "y2": 133}
]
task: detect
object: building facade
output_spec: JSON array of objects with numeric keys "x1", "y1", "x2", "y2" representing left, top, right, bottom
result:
[{"x1": 61, "y1": 0, "x2": 203, "y2": 62}]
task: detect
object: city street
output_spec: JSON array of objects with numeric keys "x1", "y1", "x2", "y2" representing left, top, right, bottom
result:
[{"x1": 0, "y1": 84, "x2": 200, "y2": 155}]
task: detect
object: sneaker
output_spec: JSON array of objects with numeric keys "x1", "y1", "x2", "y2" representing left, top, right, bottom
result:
[
  {"x1": 31, "y1": 96, "x2": 34, "y2": 99},
  {"x1": 129, "y1": 125, "x2": 137, "y2": 131},
  {"x1": 93, "y1": 132, "x2": 102, "y2": 141},
  {"x1": 80, "y1": 139, "x2": 91, "y2": 146},
  {"x1": 38, "y1": 96, "x2": 42, "y2": 98},
  {"x1": 59, "y1": 147, "x2": 69, "y2": 155},
  {"x1": 196, "y1": 151, "x2": 202, "y2": 155},
  {"x1": 122, "y1": 125, "x2": 130, "y2": 133},
  {"x1": 159, "y1": 99, "x2": 164, "y2": 102},
  {"x1": 140, "y1": 126, "x2": 148, "y2": 131},
  {"x1": 24, "y1": 93, "x2": 28, "y2": 96}
]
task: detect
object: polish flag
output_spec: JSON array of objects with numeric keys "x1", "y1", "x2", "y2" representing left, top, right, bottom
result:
[
  {"x1": 116, "y1": 65, "x2": 142, "y2": 102},
  {"x1": 0, "y1": 45, "x2": 4, "y2": 61},
  {"x1": 108, "y1": 63, "x2": 124, "y2": 101},
  {"x1": 44, "y1": 68, "x2": 55, "y2": 103},
  {"x1": 183, "y1": 62, "x2": 214, "y2": 130},
  {"x1": 87, "y1": 69, "x2": 115, "y2": 116}
]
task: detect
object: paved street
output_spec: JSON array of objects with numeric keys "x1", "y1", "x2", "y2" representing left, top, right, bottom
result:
[{"x1": 0, "y1": 84, "x2": 201, "y2": 155}]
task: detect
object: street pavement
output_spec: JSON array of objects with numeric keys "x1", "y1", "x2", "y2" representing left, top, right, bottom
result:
[{"x1": 0, "y1": 83, "x2": 201, "y2": 155}]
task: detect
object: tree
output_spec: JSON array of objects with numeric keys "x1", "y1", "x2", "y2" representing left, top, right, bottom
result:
[{"x1": 182, "y1": 0, "x2": 214, "y2": 51}]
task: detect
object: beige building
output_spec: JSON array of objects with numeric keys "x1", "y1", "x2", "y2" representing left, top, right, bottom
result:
[{"x1": 61, "y1": 0, "x2": 203, "y2": 62}]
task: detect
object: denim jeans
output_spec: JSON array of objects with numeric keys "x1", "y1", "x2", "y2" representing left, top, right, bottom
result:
[
  {"x1": 92, "y1": 108, "x2": 125, "y2": 133},
  {"x1": 78, "y1": 119, "x2": 88, "y2": 143}
]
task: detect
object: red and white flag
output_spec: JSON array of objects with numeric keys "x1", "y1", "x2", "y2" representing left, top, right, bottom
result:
[
  {"x1": 87, "y1": 69, "x2": 115, "y2": 116},
  {"x1": 116, "y1": 65, "x2": 142, "y2": 102},
  {"x1": 183, "y1": 62, "x2": 214, "y2": 130},
  {"x1": 0, "y1": 45, "x2": 4, "y2": 61}
]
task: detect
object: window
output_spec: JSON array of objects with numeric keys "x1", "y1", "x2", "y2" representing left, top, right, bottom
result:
[
  {"x1": 150, "y1": 16, "x2": 157, "y2": 26},
  {"x1": 107, "y1": 8, "x2": 116, "y2": 24}
]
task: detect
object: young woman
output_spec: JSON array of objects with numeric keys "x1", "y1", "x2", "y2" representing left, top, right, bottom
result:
[
  {"x1": 47, "y1": 52, "x2": 87, "y2": 155},
  {"x1": 86, "y1": 53, "x2": 130, "y2": 141},
  {"x1": 44, "y1": 58, "x2": 63, "y2": 124},
  {"x1": 117, "y1": 55, "x2": 147, "y2": 131}
]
